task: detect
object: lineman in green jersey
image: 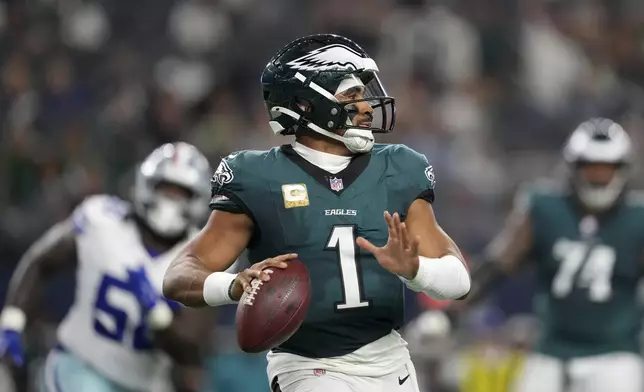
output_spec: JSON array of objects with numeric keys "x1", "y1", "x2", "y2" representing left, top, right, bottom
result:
[
  {"x1": 467, "y1": 118, "x2": 643, "y2": 392},
  {"x1": 162, "y1": 34, "x2": 471, "y2": 392}
]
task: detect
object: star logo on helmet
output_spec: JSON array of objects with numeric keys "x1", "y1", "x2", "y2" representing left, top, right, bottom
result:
[{"x1": 286, "y1": 44, "x2": 379, "y2": 72}]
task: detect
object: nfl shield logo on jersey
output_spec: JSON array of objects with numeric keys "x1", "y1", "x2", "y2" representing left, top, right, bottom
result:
[{"x1": 329, "y1": 177, "x2": 344, "y2": 192}]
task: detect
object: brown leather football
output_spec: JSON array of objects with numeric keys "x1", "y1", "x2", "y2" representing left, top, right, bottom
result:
[{"x1": 235, "y1": 260, "x2": 311, "y2": 353}]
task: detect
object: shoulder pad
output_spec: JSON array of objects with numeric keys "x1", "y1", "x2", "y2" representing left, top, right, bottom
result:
[
  {"x1": 71, "y1": 194, "x2": 130, "y2": 235},
  {"x1": 211, "y1": 150, "x2": 273, "y2": 187},
  {"x1": 519, "y1": 178, "x2": 566, "y2": 198},
  {"x1": 513, "y1": 178, "x2": 566, "y2": 211},
  {"x1": 383, "y1": 144, "x2": 435, "y2": 188},
  {"x1": 210, "y1": 149, "x2": 276, "y2": 216},
  {"x1": 374, "y1": 144, "x2": 436, "y2": 205},
  {"x1": 375, "y1": 143, "x2": 427, "y2": 160},
  {"x1": 389, "y1": 144, "x2": 430, "y2": 166}
]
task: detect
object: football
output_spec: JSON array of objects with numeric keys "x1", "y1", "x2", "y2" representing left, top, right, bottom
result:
[{"x1": 235, "y1": 260, "x2": 311, "y2": 353}]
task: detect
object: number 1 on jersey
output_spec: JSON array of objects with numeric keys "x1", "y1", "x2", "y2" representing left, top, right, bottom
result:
[{"x1": 325, "y1": 225, "x2": 371, "y2": 310}]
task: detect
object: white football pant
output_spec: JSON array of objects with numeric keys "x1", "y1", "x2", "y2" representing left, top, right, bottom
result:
[
  {"x1": 271, "y1": 359, "x2": 420, "y2": 392},
  {"x1": 514, "y1": 352, "x2": 643, "y2": 392}
]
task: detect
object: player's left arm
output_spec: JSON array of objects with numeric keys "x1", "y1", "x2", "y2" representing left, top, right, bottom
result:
[
  {"x1": 357, "y1": 147, "x2": 470, "y2": 300},
  {"x1": 154, "y1": 307, "x2": 215, "y2": 392},
  {"x1": 357, "y1": 206, "x2": 470, "y2": 300},
  {"x1": 405, "y1": 198, "x2": 470, "y2": 296}
]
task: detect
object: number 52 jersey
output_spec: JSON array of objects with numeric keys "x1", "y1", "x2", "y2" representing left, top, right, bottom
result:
[
  {"x1": 56, "y1": 195, "x2": 188, "y2": 391},
  {"x1": 210, "y1": 143, "x2": 436, "y2": 359}
]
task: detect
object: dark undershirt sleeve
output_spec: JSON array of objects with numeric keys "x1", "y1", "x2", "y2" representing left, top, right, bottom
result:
[
  {"x1": 415, "y1": 188, "x2": 435, "y2": 204},
  {"x1": 209, "y1": 194, "x2": 246, "y2": 214}
]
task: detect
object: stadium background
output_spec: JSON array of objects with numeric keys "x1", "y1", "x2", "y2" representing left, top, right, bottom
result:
[{"x1": 1, "y1": 0, "x2": 643, "y2": 390}]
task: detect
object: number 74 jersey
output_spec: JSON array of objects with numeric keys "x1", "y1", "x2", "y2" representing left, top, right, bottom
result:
[
  {"x1": 210, "y1": 143, "x2": 436, "y2": 359},
  {"x1": 524, "y1": 184, "x2": 644, "y2": 359},
  {"x1": 57, "y1": 195, "x2": 188, "y2": 391}
]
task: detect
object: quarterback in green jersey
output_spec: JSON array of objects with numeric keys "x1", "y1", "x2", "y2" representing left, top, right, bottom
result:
[
  {"x1": 162, "y1": 34, "x2": 471, "y2": 392},
  {"x1": 468, "y1": 118, "x2": 643, "y2": 392}
]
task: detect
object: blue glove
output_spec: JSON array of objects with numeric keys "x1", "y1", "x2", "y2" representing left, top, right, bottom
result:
[
  {"x1": 0, "y1": 329, "x2": 24, "y2": 367},
  {"x1": 127, "y1": 266, "x2": 160, "y2": 313}
]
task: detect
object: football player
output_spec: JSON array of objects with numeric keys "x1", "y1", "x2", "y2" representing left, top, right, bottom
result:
[
  {"x1": 0, "y1": 142, "x2": 214, "y2": 392},
  {"x1": 465, "y1": 118, "x2": 643, "y2": 392},
  {"x1": 163, "y1": 34, "x2": 471, "y2": 392}
]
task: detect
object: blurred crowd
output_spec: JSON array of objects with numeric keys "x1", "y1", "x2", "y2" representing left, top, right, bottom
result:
[{"x1": 2, "y1": 0, "x2": 644, "y2": 390}]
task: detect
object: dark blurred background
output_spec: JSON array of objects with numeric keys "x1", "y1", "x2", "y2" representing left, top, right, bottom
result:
[{"x1": 1, "y1": 0, "x2": 644, "y2": 391}]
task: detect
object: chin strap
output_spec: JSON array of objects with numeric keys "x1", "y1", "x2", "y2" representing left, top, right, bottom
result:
[{"x1": 269, "y1": 106, "x2": 374, "y2": 153}]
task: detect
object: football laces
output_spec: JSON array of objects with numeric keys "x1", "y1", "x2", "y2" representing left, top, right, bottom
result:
[{"x1": 242, "y1": 279, "x2": 264, "y2": 306}]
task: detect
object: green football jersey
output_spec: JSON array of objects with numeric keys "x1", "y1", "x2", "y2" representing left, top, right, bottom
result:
[
  {"x1": 524, "y1": 183, "x2": 644, "y2": 358},
  {"x1": 210, "y1": 143, "x2": 435, "y2": 358}
]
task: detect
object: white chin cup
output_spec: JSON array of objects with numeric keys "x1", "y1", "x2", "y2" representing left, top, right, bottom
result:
[
  {"x1": 146, "y1": 196, "x2": 189, "y2": 237},
  {"x1": 306, "y1": 122, "x2": 375, "y2": 154},
  {"x1": 342, "y1": 128, "x2": 374, "y2": 153},
  {"x1": 576, "y1": 176, "x2": 626, "y2": 211}
]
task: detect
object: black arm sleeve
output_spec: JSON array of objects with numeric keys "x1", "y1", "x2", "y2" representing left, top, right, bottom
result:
[
  {"x1": 416, "y1": 188, "x2": 435, "y2": 204},
  {"x1": 209, "y1": 194, "x2": 245, "y2": 214}
]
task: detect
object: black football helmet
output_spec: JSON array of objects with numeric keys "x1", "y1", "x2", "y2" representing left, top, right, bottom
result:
[
  {"x1": 261, "y1": 34, "x2": 395, "y2": 153},
  {"x1": 563, "y1": 118, "x2": 632, "y2": 211}
]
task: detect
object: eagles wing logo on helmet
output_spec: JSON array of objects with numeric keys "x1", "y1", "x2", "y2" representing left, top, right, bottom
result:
[
  {"x1": 286, "y1": 44, "x2": 378, "y2": 72},
  {"x1": 212, "y1": 159, "x2": 234, "y2": 186}
]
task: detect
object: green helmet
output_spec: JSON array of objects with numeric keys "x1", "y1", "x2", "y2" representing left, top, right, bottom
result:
[{"x1": 261, "y1": 34, "x2": 395, "y2": 153}]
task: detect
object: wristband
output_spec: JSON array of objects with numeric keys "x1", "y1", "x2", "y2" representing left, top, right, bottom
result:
[
  {"x1": 400, "y1": 255, "x2": 471, "y2": 300},
  {"x1": 203, "y1": 272, "x2": 238, "y2": 307}
]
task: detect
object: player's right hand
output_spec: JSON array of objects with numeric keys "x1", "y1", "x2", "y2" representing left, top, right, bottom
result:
[
  {"x1": 0, "y1": 329, "x2": 24, "y2": 367},
  {"x1": 230, "y1": 253, "x2": 298, "y2": 301}
]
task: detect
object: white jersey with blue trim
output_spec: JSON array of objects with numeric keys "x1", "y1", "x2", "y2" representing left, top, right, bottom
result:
[{"x1": 56, "y1": 194, "x2": 189, "y2": 391}]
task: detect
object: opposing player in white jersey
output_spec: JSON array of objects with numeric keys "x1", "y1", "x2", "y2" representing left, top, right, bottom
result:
[{"x1": 0, "y1": 142, "x2": 214, "y2": 392}]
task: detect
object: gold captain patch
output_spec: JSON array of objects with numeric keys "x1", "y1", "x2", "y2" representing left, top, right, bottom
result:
[{"x1": 282, "y1": 183, "x2": 309, "y2": 208}]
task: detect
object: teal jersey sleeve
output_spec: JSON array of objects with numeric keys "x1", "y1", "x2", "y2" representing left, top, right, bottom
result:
[
  {"x1": 390, "y1": 144, "x2": 436, "y2": 204},
  {"x1": 209, "y1": 152, "x2": 253, "y2": 216}
]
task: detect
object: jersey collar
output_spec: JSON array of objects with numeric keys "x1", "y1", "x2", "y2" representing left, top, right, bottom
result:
[
  {"x1": 292, "y1": 141, "x2": 352, "y2": 174},
  {"x1": 280, "y1": 144, "x2": 371, "y2": 196}
]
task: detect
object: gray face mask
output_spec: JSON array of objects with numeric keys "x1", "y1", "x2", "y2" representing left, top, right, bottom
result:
[
  {"x1": 145, "y1": 196, "x2": 190, "y2": 237},
  {"x1": 334, "y1": 75, "x2": 375, "y2": 154}
]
